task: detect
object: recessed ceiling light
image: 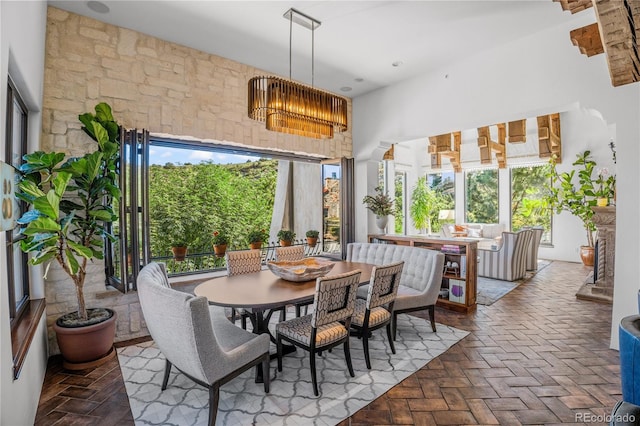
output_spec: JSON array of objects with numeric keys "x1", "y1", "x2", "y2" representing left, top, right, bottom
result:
[
  {"x1": 392, "y1": 61, "x2": 403, "y2": 67},
  {"x1": 340, "y1": 86, "x2": 352, "y2": 92},
  {"x1": 354, "y1": 78, "x2": 364, "y2": 83},
  {"x1": 87, "y1": 1, "x2": 110, "y2": 14}
]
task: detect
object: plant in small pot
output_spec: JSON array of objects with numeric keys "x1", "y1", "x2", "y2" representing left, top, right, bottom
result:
[
  {"x1": 16, "y1": 102, "x2": 120, "y2": 370},
  {"x1": 247, "y1": 228, "x2": 268, "y2": 250},
  {"x1": 170, "y1": 240, "x2": 188, "y2": 261},
  {"x1": 305, "y1": 229, "x2": 319, "y2": 247},
  {"x1": 212, "y1": 230, "x2": 229, "y2": 256},
  {"x1": 277, "y1": 229, "x2": 296, "y2": 247},
  {"x1": 362, "y1": 186, "x2": 393, "y2": 233},
  {"x1": 544, "y1": 150, "x2": 614, "y2": 266}
]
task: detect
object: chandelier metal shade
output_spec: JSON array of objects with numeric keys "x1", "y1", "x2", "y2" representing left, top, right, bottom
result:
[
  {"x1": 247, "y1": 8, "x2": 348, "y2": 139},
  {"x1": 248, "y1": 76, "x2": 347, "y2": 139}
]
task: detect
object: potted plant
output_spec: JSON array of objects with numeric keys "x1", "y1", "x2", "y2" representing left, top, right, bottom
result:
[
  {"x1": 595, "y1": 167, "x2": 616, "y2": 207},
  {"x1": 277, "y1": 229, "x2": 296, "y2": 247},
  {"x1": 247, "y1": 228, "x2": 268, "y2": 249},
  {"x1": 545, "y1": 150, "x2": 614, "y2": 266},
  {"x1": 16, "y1": 102, "x2": 120, "y2": 369},
  {"x1": 362, "y1": 186, "x2": 394, "y2": 233},
  {"x1": 170, "y1": 240, "x2": 188, "y2": 261},
  {"x1": 212, "y1": 230, "x2": 229, "y2": 256},
  {"x1": 305, "y1": 230, "x2": 319, "y2": 247},
  {"x1": 410, "y1": 176, "x2": 446, "y2": 235}
]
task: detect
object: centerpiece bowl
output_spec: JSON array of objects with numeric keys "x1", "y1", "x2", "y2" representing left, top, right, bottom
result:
[{"x1": 267, "y1": 258, "x2": 335, "y2": 282}]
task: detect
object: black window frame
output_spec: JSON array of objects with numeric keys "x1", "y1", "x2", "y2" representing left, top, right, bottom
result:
[{"x1": 5, "y1": 77, "x2": 30, "y2": 328}]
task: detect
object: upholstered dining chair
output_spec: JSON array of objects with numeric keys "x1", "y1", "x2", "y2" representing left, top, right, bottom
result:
[
  {"x1": 275, "y1": 245, "x2": 305, "y2": 262},
  {"x1": 350, "y1": 261, "x2": 404, "y2": 369},
  {"x1": 276, "y1": 245, "x2": 311, "y2": 317},
  {"x1": 226, "y1": 249, "x2": 263, "y2": 329},
  {"x1": 276, "y1": 269, "x2": 361, "y2": 396},
  {"x1": 137, "y1": 262, "x2": 270, "y2": 426}
]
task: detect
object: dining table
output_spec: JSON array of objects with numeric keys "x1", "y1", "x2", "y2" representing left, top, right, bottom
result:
[{"x1": 194, "y1": 260, "x2": 375, "y2": 382}]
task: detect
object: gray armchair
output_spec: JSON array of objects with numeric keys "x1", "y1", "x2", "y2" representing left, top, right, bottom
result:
[{"x1": 137, "y1": 262, "x2": 270, "y2": 426}]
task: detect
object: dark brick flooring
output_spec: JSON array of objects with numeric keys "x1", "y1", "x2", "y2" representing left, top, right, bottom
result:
[{"x1": 36, "y1": 260, "x2": 620, "y2": 425}]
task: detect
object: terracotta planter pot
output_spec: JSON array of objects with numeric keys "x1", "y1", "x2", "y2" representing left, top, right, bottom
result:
[
  {"x1": 280, "y1": 239, "x2": 292, "y2": 247},
  {"x1": 249, "y1": 241, "x2": 263, "y2": 250},
  {"x1": 580, "y1": 245, "x2": 595, "y2": 266},
  {"x1": 171, "y1": 246, "x2": 187, "y2": 261},
  {"x1": 213, "y1": 244, "x2": 227, "y2": 257},
  {"x1": 53, "y1": 308, "x2": 117, "y2": 370},
  {"x1": 306, "y1": 237, "x2": 318, "y2": 247}
]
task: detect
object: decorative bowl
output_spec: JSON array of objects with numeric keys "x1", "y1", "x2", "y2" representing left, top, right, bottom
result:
[{"x1": 267, "y1": 258, "x2": 335, "y2": 282}]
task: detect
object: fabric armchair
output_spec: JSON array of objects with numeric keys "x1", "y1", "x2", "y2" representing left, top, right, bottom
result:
[
  {"x1": 137, "y1": 262, "x2": 270, "y2": 426},
  {"x1": 477, "y1": 229, "x2": 532, "y2": 281},
  {"x1": 524, "y1": 227, "x2": 544, "y2": 271}
]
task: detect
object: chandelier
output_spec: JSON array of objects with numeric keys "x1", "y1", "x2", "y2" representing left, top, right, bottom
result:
[{"x1": 248, "y1": 8, "x2": 348, "y2": 139}]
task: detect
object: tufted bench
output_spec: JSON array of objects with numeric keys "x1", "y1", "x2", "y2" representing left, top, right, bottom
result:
[{"x1": 346, "y1": 243, "x2": 444, "y2": 337}]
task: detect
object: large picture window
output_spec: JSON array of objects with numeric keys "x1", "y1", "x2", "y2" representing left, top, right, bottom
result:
[
  {"x1": 465, "y1": 169, "x2": 499, "y2": 223},
  {"x1": 427, "y1": 171, "x2": 455, "y2": 232},
  {"x1": 511, "y1": 164, "x2": 552, "y2": 244}
]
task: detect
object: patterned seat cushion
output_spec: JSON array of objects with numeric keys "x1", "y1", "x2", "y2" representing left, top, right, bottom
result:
[
  {"x1": 276, "y1": 314, "x2": 348, "y2": 347},
  {"x1": 351, "y1": 299, "x2": 391, "y2": 328}
]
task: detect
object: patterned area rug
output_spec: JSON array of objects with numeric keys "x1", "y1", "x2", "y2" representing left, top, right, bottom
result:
[
  {"x1": 476, "y1": 259, "x2": 552, "y2": 306},
  {"x1": 118, "y1": 314, "x2": 468, "y2": 425}
]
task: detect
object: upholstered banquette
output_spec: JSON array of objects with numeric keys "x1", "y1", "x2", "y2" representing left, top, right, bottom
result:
[{"x1": 346, "y1": 243, "x2": 444, "y2": 336}]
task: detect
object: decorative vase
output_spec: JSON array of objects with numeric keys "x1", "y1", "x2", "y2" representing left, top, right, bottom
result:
[
  {"x1": 306, "y1": 237, "x2": 318, "y2": 247},
  {"x1": 171, "y1": 246, "x2": 187, "y2": 261},
  {"x1": 596, "y1": 197, "x2": 608, "y2": 207},
  {"x1": 249, "y1": 241, "x2": 262, "y2": 250},
  {"x1": 213, "y1": 244, "x2": 227, "y2": 257},
  {"x1": 375, "y1": 215, "x2": 388, "y2": 233},
  {"x1": 579, "y1": 245, "x2": 595, "y2": 266},
  {"x1": 53, "y1": 308, "x2": 117, "y2": 370},
  {"x1": 280, "y1": 239, "x2": 292, "y2": 247}
]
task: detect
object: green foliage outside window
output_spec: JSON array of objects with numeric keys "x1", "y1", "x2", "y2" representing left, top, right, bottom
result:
[
  {"x1": 511, "y1": 165, "x2": 552, "y2": 243},
  {"x1": 428, "y1": 172, "x2": 455, "y2": 232},
  {"x1": 465, "y1": 169, "x2": 498, "y2": 223},
  {"x1": 148, "y1": 158, "x2": 277, "y2": 256}
]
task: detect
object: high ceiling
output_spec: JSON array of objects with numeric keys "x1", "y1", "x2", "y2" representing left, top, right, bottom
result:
[{"x1": 48, "y1": 1, "x2": 589, "y2": 98}]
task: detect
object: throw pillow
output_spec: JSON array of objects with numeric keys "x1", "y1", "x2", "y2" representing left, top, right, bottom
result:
[
  {"x1": 454, "y1": 225, "x2": 467, "y2": 232},
  {"x1": 468, "y1": 228, "x2": 483, "y2": 238}
]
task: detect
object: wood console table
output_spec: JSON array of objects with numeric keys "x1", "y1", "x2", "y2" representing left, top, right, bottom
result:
[{"x1": 369, "y1": 234, "x2": 478, "y2": 313}]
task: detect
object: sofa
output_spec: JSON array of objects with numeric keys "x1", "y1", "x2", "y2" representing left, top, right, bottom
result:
[
  {"x1": 346, "y1": 242, "x2": 444, "y2": 336},
  {"x1": 441, "y1": 223, "x2": 505, "y2": 249}
]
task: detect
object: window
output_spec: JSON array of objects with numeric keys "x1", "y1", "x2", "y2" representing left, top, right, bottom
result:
[
  {"x1": 465, "y1": 169, "x2": 498, "y2": 223},
  {"x1": 427, "y1": 171, "x2": 455, "y2": 232},
  {"x1": 5, "y1": 78, "x2": 29, "y2": 325},
  {"x1": 394, "y1": 171, "x2": 406, "y2": 234},
  {"x1": 511, "y1": 164, "x2": 552, "y2": 244}
]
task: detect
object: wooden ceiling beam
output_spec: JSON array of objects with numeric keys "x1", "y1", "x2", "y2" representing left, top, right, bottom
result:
[
  {"x1": 570, "y1": 22, "x2": 605, "y2": 56},
  {"x1": 553, "y1": 0, "x2": 594, "y2": 14}
]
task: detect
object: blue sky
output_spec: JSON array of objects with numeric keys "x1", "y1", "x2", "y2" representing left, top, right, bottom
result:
[{"x1": 149, "y1": 146, "x2": 260, "y2": 165}]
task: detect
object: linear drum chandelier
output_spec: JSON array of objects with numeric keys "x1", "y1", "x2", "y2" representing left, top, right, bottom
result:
[{"x1": 248, "y1": 8, "x2": 348, "y2": 139}]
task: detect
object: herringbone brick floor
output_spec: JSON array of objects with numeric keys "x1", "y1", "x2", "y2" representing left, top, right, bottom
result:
[{"x1": 36, "y1": 260, "x2": 620, "y2": 425}]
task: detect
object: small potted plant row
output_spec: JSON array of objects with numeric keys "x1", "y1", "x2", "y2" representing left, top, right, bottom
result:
[
  {"x1": 212, "y1": 231, "x2": 229, "y2": 257},
  {"x1": 277, "y1": 229, "x2": 296, "y2": 247},
  {"x1": 247, "y1": 228, "x2": 269, "y2": 250}
]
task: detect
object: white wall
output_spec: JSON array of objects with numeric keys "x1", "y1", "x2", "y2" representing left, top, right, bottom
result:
[
  {"x1": 0, "y1": 1, "x2": 48, "y2": 424},
  {"x1": 352, "y1": 10, "x2": 639, "y2": 349}
]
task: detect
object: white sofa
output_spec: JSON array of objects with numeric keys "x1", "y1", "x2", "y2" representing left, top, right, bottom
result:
[
  {"x1": 346, "y1": 242, "x2": 444, "y2": 337},
  {"x1": 441, "y1": 223, "x2": 505, "y2": 249}
]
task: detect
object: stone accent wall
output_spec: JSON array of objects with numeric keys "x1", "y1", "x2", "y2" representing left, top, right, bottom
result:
[{"x1": 41, "y1": 6, "x2": 353, "y2": 353}]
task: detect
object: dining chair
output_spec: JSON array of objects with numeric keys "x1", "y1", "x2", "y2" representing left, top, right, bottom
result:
[
  {"x1": 276, "y1": 245, "x2": 311, "y2": 317},
  {"x1": 276, "y1": 269, "x2": 361, "y2": 396},
  {"x1": 226, "y1": 249, "x2": 262, "y2": 329},
  {"x1": 350, "y1": 261, "x2": 404, "y2": 369},
  {"x1": 275, "y1": 245, "x2": 305, "y2": 262},
  {"x1": 137, "y1": 262, "x2": 270, "y2": 426}
]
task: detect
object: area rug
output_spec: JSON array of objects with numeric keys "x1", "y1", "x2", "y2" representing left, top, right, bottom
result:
[
  {"x1": 117, "y1": 314, "x2": 468, "y2": 425},
  {"x1": 476, "y1": 259, "x2": 552, "y2": 306}
]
